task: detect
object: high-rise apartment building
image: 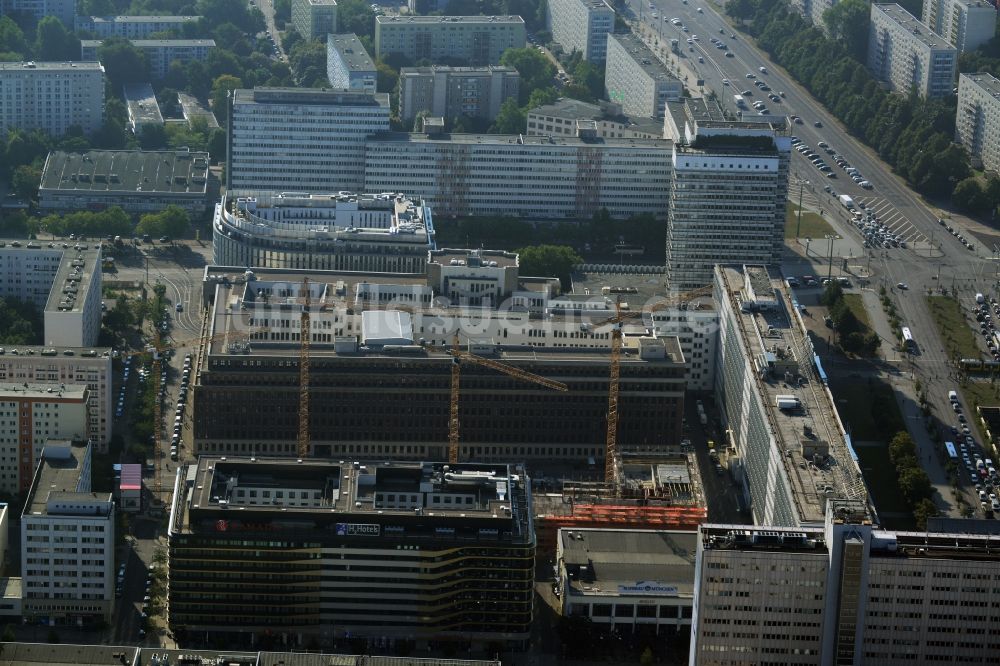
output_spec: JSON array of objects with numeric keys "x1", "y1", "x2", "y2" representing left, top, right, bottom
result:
[
  {"x1": 0, "y1": 385, "x2": 88, "y2": 494},
  {"x1": 956, "y1": 72, "x2": 1000, "y2": 174},
  {"x1": 605, "y1": 33, "x2": 683, "y2": 118},
  {"x1": 74, "y1": 15, "x2": 200, "y2": 38},
  {"x1": 292, "y1": 0, "x2": 337, "y2": 39},
  {"x1": 869, "y1": 4, "x2": 957, "y2": 98},
  {"x1": 713, "y1": 264, "x2": 871, "y2": 527},
  {"x1": 227, "y1": 87, "x2": 390, "y2": 192},
  {"x1": 0, "y1": 244, "x2": 103, "y2": 349},
  {"x1": 168, "y1": 457, "x2": 535, "y2": 649},
  {"x1": 547, "y1": 0, "x2": 614, "y2": 62},
  {"x1": 80, "y1": 39, "x2": 215, "y2": 79},
  {"x1": 212, "y1": 191, "x2": 435, "y2": 273},
  {"x1": 690, "y1": 501, "x2": 1000, "y2": 665},
  {"x1": 21, "y1": 440, "x2": 115, "y2": 624},
  {"x1": 0, "y1": 62, "x2": 104, "y2": 136},
  {"x1": 326, "y1": 33, "x2": 375, "y2": 91},
  {"x1": 0, "y1": 347, "x2": 113, "y2": 454},
  {"x1": 922, "y1": 0, "x2": 996, "y2": 52},
  {"x1": 664, "y1": 99, "x2": 790, "y2": 290},
  {"x1": 398, "y1": 65, "x2": 520, "y2": 123},
  {"x1": 375, "y1": 15, "x2": 526, "y2": 65},
  {"x1": 364, "y1": 130, "x2": 671, "y2": 219},
  {"x1": 3, "y1": 0, "x2": 74, "y2": 26}
]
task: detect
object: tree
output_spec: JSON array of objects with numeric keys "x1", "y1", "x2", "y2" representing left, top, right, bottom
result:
[
  {"x1": 898, "y1": 466, "x2": 933, "y2": 505},
  {"x1": 823, "y1": 0, "x2": 869, "y2": 60},
  {"x1": 0, "y1": 16, "x2": 28, "y2": 57},
  {"x1": 376, "y1": 60, "x2": 398, "y2": 94},
  {"x1": 98, "y1": 37, "x2": 149, "y2": 88},
  {"x1": 489, "y1": 97, "x2": 526, "y2": 133},
  {"x1": 210, "y1": 74, "x2": 243, "y2": 123},
  {"x1": 515, "y1": 244, "x2": 582, "y2": 290},
  {"x1": 136, "y1": 205, "x2": 190, "y2": 239},
  {"x1": 0, "y1": 297, "x2": 42, "y2": 344},
  {"x1": 913, "y1": 497, "x2": 938, "y2": 529},
  {"x1": 952, "y1": 177, "x2": 992, "y2": 215},
  {"x1": 35, "y1": 16, "x2": 79, "y2": 61},
  {"x1": 336, "y1": 0, "x2": 376, "y2": 38},
  {"x1": 819, "y1": 281, "x2": 844, "y2": 307},
  {"x1": 138, "y1": 124, "x2": 168, "y2": 150},
  {"x1": 640, "y1": 647, "x2": 654, "y2": 666},
  {"x1": 11, "y1": 164, "x2": 41, "y2": 201},
  {"x1": 526, "y1": 85, "x2": 559, "y2": 109},
  {"x1": 500, "y1": 47, "x2": 556, "y2": 104},
  {"x1": 888, "y1": 431, "x2": 916, "y2": 464}
]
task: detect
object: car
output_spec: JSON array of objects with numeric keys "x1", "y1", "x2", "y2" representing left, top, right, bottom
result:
[
  {"x1": 779, "y1": 91, "x2": 786, "y2": 97},
  {"x1": 697, "y1": 6, "x2": 703, "y2": 11},
  {"x1": 719, "y1": 27, "x2": 725, "y2": 33},
  {"x1": 897, "y1": 282, "x2": 908, "y2": 290},
  {"x1": 731, "y1": 32, "x2": 736, "y2": 38},
  {"x1": 725, "y1": 51, "x2": 734, "y2": 57},
  {"x1": 814, "y1": 121, "x2": 823, "y2": 127},
  {"x1": 721, "y1": 79, "x2": 730, "y2": 86},
  {"x1": 746, "y1": 73, "x2": 755, "y2": 79},
  {"x1": 698, "y1": 55, "x2": 704, "y2": 62}
]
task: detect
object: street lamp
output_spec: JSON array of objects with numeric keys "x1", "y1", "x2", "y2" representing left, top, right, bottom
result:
[
  {"x1": 825, "y1": 235, "x2": 836, "y2": 282},
  {"x1": 795, "y1": 179, "x2": 809, "y2": 238}
]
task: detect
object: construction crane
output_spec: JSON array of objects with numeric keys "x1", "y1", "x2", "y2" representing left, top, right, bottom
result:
[
  {"x1": 599, "y1": 285, "x2": 713, "y2": 491},
  {"x1": 298, "y1": 277, "x2": 311, "y2": 459},
  {"x1": 442, "y1": 336, "x2": 568, "y2": 464}
]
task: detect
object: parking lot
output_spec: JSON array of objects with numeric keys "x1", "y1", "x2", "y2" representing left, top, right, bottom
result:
[{"x1": 854, "y1": 196, "x2": 930, "y2": 248}]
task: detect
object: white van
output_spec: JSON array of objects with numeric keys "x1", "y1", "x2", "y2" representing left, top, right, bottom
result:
[{"x1": 949, "y1": 390, "x2": 959, "y2": 402}]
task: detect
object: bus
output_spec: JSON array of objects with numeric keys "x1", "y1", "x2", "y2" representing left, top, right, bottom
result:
[
  {"x1": 733, "y1": 94, "x2": 746, "y2": 109},
  {"x1": 944, "y1": 441, "x2": 958, "y2": 459},
  {"x1": 901, "y1": 327, "x2": 915, "y2": 351}
]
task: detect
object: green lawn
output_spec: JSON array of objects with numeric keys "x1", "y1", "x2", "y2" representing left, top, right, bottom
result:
[
  {"x1": 926, "y1": 295, "x2": 981, "y2": 361},
  {"x1": 842, "y1": 293, "x2": 871, "y2": 330},
  {"x1": 785, "y1": 203, "x2": 835, "y2": 239},
  {"x1": 829, "y1": 378, "x2": 904, "y2": 443}
]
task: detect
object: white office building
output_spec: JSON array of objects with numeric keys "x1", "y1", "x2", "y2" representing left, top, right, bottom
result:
[
  {"x1": 956, "y1": 72, "x2": 1000, "y2": 174},
  {"x1": 650, "y1": 298, "x2": 718, "y2": 392},
  {"x1": 21, "y1": 441, "x2": 115, "y2": 624},
  {"x1": 212, "y1": 190, "x2": 436, "y2": 273},
  {"x1": 0, "y1": 62, "x2": 104, "y2": 136},
  {"x1": 922, "y1": 0, "x2": 996, "y2": 52},
  {"x1": 869, "y1": 4, "x2": 957, "y2": 98},
  {"x1": 74, "y1": 15, "x2": 201, "y2": 38},
  {"x1": 0, "y1": 244, "x2": 103, "y2": 350},
  {"x1": 3, "y1": 0, "x2": 74, "y2": 26},
  {"x1": 364, "y1": 130, "x2": 672, "y2": 219},
  {"x1": 80, "y1": 39, "x2": 215, "y2": 79},
  {"x1": 547, "y1": 0, "x2": 614, "y2": 62},
  {"x1": 292, "y1": 0, "x2": 337, "y2": 40},
  {"x1": 690, "y1": 502, "x2": 1000, "y2": 665},
  {"x1": 0, "y1": 386, "x2": 89, "y2": 495},
  {"x1": 375, "y1": 15, "x2": 526, "y2": 65},
  {"x1": 228, "y1": 87, "x2": 390, "y2": 193},
  {"x1": 327, "y1": 33, "x2": 376, "y2": 92},
  {"x1": 0, "y1": 347, "x2": 112, "y2": 455},
  {"x1": 664, "y1": 100, "x2": 791, "y2": 291},
  {"x1": 398, "y1": 66, "x2": 520, "y2": 123},
  {"x1": 605, "y1": 33, "x2": 682, "y2": 118}
]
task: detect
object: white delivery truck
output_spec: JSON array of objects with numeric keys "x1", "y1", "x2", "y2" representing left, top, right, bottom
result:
[
  {"x1": 775, "y1": 395, "x2": 799, "y2": 410},
  {"x1": 839, "y1": 194, "x2": 855, "y2": 209}
]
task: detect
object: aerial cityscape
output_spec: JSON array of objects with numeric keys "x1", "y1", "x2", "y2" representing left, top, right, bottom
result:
[{"x1": 0, "y1": 0, "x2": 996, "y2": 662}]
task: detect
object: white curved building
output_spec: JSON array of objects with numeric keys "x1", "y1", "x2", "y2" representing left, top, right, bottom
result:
[{"x1": 212, "y1": 190, "x2": 436, "y2": 273}]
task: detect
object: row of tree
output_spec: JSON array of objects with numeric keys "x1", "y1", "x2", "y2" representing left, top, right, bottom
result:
[
  {"x1": 728, "y1": 0, "x2": 970, "y2": 202},
  {"x1": 888, "y1": 431, "x2": 939, "y2": 529},
  {"x1": 0, "y1": 297, "x2": 42, "y2": 345},
  {"x1": 820, "y1": 282, "x2": 880, "y2": 356}
]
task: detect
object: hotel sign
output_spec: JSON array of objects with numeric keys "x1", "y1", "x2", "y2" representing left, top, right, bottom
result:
[
  {"x1": 336, "y1": 523, "x2": 380, "y2": 537},
  {"x1": 617, "y1": 581, "x2": 678, "y2": 596}
]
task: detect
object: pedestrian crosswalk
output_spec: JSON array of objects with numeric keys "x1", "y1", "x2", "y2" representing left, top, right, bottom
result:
[{"x1": 854, "y1": 195, "x2": 928, "y2": 246}]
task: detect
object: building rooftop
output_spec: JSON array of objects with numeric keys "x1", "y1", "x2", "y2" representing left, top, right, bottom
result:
[
  {"x1": 0, "y1": 61, "x2": 103, "y2": 72},
  {"x1": 81, "y1": 38, "x2": 216, "y2": 47},
  {"x1": 171, "y1": 457, "x2": 533, "y2": 546},
  {"x1": 609, "y1": 33, "x2": 680, "y2": 84},
  {"x1": 873, "y1": 4, "x2": 954, "y2": 50},
  {"x1": 0, "y1": 241, "x2": 104, "y2": 316},
  {"x1": 25, "y1": 441, "x2": 113, "y2": 518},
  {"x1": 963, "y1": 72, "x2": 1000, "y2": 98},
  {"x1": 369, "y1": 131, "x2": 670, "y2": 148},
  {"x1": 0, "y1": 644, "x2": 138, "y2": 665},
  {"x1": 123, "y1": 82, "x2": 163, "y2": 127},
  {"x1": 328, "y1": 33, "x2": 375, "y2": 72},
  {"x1": 177, "y1": 92, "x2": 219, "y2": 129},
  {"x1": 83, "y1": 14, "x2": 199, "y2": 22},
  {"x1": 0, "y1": 345, "x2": 111, "y2": 358},
  {"x1": 429, "y1": 248, "x2": 518, "y2": 269},
  {"x1": 234, "y1": 87, "x2": 390, "y2": 108},
  {"x1": 560, "y1": 528, "x2": 698, "y2": 597},
  {"x1": 39, "y1": 149, "x2": 209, "y2": 196},
  {"x1": 0, "y1": 383, "x2": 87, "y2": 402},
  {"x1": 0, "y1": 577, "x2": 21, "y2": 601},
  {"x1": 305, "y1": 0, "x2": 337, "y2": 5},
  {"x1": 377, "y1": 14, "x2": 525, "y2": 24},
  {"x1": 716, "y1": 265, "x2": 870, "y2": 524},
  {"x1": 528, "y1": 98, "x2": 664, "y2": 137},
  {"x1": 402, "y1": 64, "x2": 517, "y2": 75}
]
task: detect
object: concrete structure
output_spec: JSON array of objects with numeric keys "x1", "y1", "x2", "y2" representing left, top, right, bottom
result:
[
  {"x1": 0, "y1": 243, "x2": 103, "y2": 350},
  {"x1": 375, "y1": 15, "x2": 526, "y2": 65},
  {"x1": 21, "y1": 440, "x2": 114, "y2": 624},
  {"x1": 605, "y1": 33, "x2": 682, "y2": 119},
  {"x1": 74, "y1": 15, "x2": 200, "y2": 38},
  {"x1": 0, "y1": 385, "x2": 89, "y2": 494},
  {"x1": 176, "y1": 92, "x2": 219, "y2": 129},
  {"x1": 212, "y1": 190, "x2": 435, "y2": 272},
  {"x1": 547, "y1": 0, "x2": 614, "y2": 62},
  {"x1": 922, "y1": 0, "x2": 996, "y2": 52},
  {"x1": 398, "y1": 65, "x2": 520, "y2": 123},
  {"x1": 122, "y1": 82, "x2": 163, "y2": 136},
  {"x1": 118, "y1": 463, "x2": 141, "y2": 512},
  {"x1": 80, "y1": 39, "x2": 215, "y2": 79},
  {"x1": 292, "y1": 0, "x2": 337, "y2": 40},
  {"x1": 364, "y1": 131, "x2": 671, "y2": 220},
  {"x1": 0, "y1": 346, "x2": 113, "y2": 453},
  {"x1": 527, "y1": 98, "x2": 664, "y2": 139},
  {"x1": 169, "y1": 457, "x2": 535, "y2": 648},
  {"x1": 193, "y1": 256, "x2": 686, "y2": 461},
  {"x1": 956, "y1": 72, "x2": 1000, "y2": 175},
  {"x1": 326, "y1": 33, "x2": 375, "y2": 92},
  {"x1": 0, "y1": 62, "x2": 104, "y2": 136},
  {"x1": 38, "y1": 149, "x2": 210, "y2": 217},
  {"x1": 228, "y1": 88, "x2": 390, "y2": 193},
  {"x1": 558, "y1": 528, "x2": 696, "y2": 636},
  {"x1": 2, "y1": 0, "x2": 73, "y2": 26},
  {"x1": 690, "y1": 501, "x2": 1000, "y2": 665},
  {"x1": 714, "y1": 265, "x2": 871, "y2": 526},
  {"x1": 868, "y1": 4, "x2": 957, "y2": 98},
  {"x1": 664, "y1": 100, "x2": 791, "y2": 290}
]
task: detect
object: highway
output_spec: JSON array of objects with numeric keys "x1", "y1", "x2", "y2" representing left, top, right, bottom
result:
[{"x1": 624, "y1": 0, "x2": 1000, "y2": 518}]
